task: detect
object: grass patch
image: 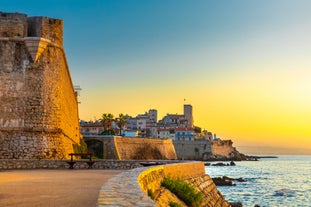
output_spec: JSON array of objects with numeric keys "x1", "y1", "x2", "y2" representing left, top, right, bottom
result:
[
  {"x1": 147, "y1": 188, "x2": 155, "y2": 200},
  {"x1": 161, "y1": 177, "x2": 202, "y2": 207},
  {"x1": 169, "y1": 201, "x2": 182, "y2": 207}
]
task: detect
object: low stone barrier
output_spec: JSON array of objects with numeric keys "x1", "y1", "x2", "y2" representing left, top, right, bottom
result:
[
  {"x1": 0, "y1": 159, "x2": 182, "y2": 170},
  {"x1": 0, "y1": 159, "x2": 141, "y2": 170}
]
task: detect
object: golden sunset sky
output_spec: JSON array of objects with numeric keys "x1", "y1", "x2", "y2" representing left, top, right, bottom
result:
[{"x1": 2, "y1": 0, "x2": 310, "y2": 154}]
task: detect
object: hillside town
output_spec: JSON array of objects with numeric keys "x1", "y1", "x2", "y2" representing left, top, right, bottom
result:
[
  {"x1": 79, "y1": 104, "x2": 247, "y2": 161},
  {"x1": 80, "y1": 104, "x2": 218, "y2": 142}
]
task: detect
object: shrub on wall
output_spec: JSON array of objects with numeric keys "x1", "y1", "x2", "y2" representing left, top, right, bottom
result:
[
  {"x1": 147, "y1": 189, "x2": 155, "y2": 200},
  {"x1": 161, "y1": 177, "x2": 202, "y2": 207},
  {"x1": 169, "y1": 201, "x2": 181, "y2": 207}
]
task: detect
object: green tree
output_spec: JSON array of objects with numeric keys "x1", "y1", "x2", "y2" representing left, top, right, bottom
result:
[
  {"x1": 101, "y1": 113, "x2": 114, "y2": 131},
  {"x1": 194, "y1": 126, "x2": 201, "y2": 133},
  {"x1": 116, "y1": 113, "x2": 126, "y2": 135}
]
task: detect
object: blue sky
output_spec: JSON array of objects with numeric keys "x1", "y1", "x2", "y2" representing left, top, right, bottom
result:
[{"x1": 1, "y1": 0, "x2": 311, "y2": 151}]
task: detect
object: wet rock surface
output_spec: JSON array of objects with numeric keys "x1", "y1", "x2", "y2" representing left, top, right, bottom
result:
[
  {"x1": 230, "y1": 202, "x2": 243, "y2": 207},
  {"x1": 212, "y1": 176, "x2": 246, "y2": 186}
]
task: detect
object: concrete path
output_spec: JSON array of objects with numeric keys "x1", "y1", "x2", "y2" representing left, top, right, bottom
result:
[{"x1": 0, "y1": 169, "x2": 122, "y2": 207}]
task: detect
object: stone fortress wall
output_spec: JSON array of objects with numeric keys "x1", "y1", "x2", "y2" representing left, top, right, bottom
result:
[
  {"x1": 173, "y1": 140, "x2": 212, "y2": 160},
  {"x1": 114, "y1": 137, "x2": 177, "y2": 160},
  {"x1": 85, "y1": 136, "x2": 242, "y2": 161},
  {"x1": 84, "y1": 136, "x2": 177, "y2": 160},
  {"x1": 0, "y1": 12, "x2": 81, "y2": 159}
]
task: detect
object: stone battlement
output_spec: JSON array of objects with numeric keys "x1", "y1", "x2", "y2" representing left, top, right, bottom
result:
[
  {"x1": 0, "y1": 12, "x2": 63, "y2": 45},
  {"x1": 0, "y1": 12, "x2": 63, "y2": 62}
]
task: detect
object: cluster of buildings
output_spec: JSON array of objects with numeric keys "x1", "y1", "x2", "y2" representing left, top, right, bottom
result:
[{"x1": 80, "y1": 104, "x2": 216, "y2": 141}]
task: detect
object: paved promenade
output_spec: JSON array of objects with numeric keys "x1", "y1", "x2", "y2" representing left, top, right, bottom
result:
[
  {"x1": 0, "y1": 169, "x2": 122, "y2": 207},
  {"x1": 98, "y1": 167, "x2": 156, "y2": 207}
]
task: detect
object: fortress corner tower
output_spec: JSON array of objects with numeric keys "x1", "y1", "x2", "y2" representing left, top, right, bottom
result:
[{"x1": 0, "y1": 12, "x2": 81, "y2": 159}]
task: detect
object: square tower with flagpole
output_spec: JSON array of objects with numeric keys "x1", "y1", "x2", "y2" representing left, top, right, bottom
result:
[{"x1": 183, "y1": 103, "x2": 193, "y2": 128}]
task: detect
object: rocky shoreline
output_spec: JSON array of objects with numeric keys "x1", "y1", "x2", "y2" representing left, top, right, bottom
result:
[
  {"x1": 205, "y1": 157, "x2": 273, "y2": 207},
  {"x1": 205, "y1": 150, "x2": 278, "y2": 162}
]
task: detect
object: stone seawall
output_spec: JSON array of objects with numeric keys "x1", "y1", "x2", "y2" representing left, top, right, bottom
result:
[
  {"x1": 98, "y1": 162, "x2": 231, "y2": 207},
  {"x1": 137, "y1": 162, "x2": 206, "y2": 194},
  {"x1": 186, "y1": 175, "x2": 231, "y2": 207}
]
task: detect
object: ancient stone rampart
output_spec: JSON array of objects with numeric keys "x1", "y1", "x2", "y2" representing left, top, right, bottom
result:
[
  {"x1": 84, "y1": 136, "x2": 177, "y2": 160},
  {"x1": 114, "y1": 137, "x2": 177, "y2": 160},
  {"x1": 0, "y1": 12, "x2": 80, "y2": 159},
  {"x1": 173, "y1": 140, "x2": 212, "y2": 160}
]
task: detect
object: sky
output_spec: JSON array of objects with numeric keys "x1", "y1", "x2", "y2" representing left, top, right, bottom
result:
[{"x1": 1, "y1": 0, "x2": 311, "y2": 154}]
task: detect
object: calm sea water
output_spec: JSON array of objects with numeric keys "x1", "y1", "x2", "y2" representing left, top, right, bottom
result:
[{"x1": 205, "y1": 155, "x2": 311, "y2": 207}]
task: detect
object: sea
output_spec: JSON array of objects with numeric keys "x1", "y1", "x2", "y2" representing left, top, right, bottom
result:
[{"x1": 205, "y1": 155, "x2": 311, "y2": 207}]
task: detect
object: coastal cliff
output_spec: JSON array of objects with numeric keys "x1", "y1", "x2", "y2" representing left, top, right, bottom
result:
[
  {"x1": 172, "y1": 139, "x2": 245, "y2": 161},
  {"x1": 211, "y1": 140, "x2": 246, "y2": 160}
]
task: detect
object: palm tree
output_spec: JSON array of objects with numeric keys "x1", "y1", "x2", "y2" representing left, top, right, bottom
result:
[
  {"x1": 101, "y1": 113, "x2": 114, "y2": 131},
  {"x1": 116, "y1": 113, "x2": 126, "y2": 136}
]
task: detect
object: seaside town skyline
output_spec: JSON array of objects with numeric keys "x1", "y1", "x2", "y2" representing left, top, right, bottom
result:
[
  {"x1": 81, "y1": 104, "x2": 310, "y2": 155},
  {"x1": 2, "y1": 0, "x2": 310, "y2": 154}
]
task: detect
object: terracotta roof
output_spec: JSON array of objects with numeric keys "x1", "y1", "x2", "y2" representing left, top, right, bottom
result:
[{"x1": 174, "y1": 128, "x2": 194, "y2": 131}]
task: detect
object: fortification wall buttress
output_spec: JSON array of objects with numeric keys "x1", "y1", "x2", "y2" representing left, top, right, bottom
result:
[{"x1": 0, "y1": 12, "x2": 80, "y2": 159}]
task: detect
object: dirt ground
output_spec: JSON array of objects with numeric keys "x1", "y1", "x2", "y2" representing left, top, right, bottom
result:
[{"x1": 0, "y1": 169, "x2": 122, "y2": 207}]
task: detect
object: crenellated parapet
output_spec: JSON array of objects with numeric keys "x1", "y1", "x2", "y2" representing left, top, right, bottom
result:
[{"x1": 0, "y1": 12, "x2": 63, "y2": 63}]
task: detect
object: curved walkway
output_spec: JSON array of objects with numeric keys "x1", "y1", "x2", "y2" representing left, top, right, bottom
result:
[
  {"x1": 0, "y1": 169, "x2": 122, "y2": 207},
  {"x1": 98, "y1": 167, "x2": 155, "y2": 207}
]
